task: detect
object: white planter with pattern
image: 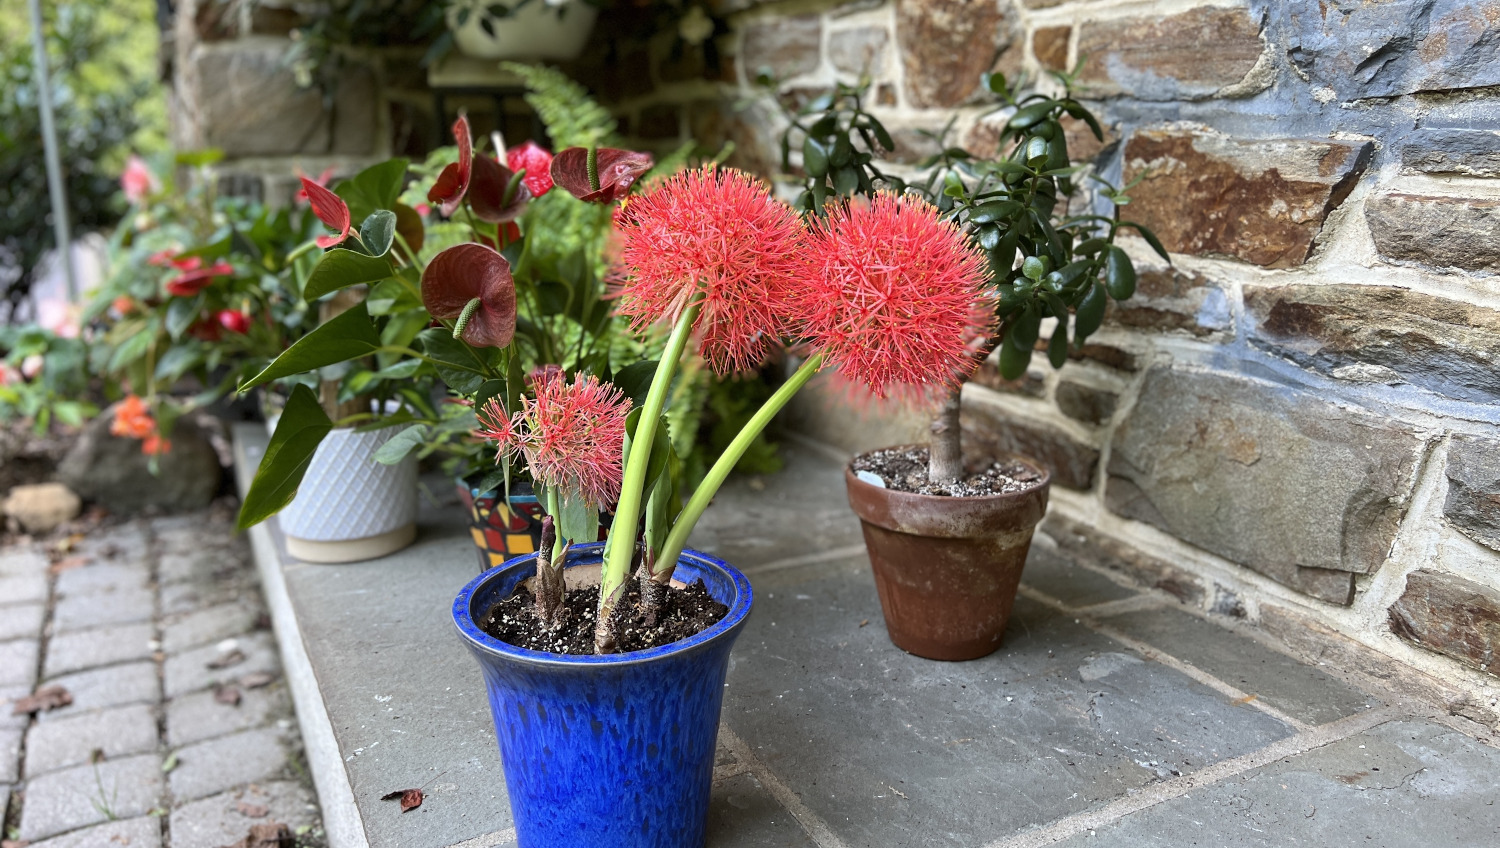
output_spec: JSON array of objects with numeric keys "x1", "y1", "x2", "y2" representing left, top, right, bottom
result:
[
  {"x1": 279, "y1": 425, "x2": 419, "y2": 563},
  {"x1": 448, "y1": 1, "x2": 598, "y2": 61}
]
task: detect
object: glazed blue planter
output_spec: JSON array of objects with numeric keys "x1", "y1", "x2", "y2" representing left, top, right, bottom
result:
[{"x1": 452, "y1": 542, "x2": 753, "y2": 848}]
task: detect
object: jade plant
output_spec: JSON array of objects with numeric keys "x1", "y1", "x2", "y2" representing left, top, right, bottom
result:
[{"x1": 771, "y1": 67, "x2": 1168, "y2": 485}]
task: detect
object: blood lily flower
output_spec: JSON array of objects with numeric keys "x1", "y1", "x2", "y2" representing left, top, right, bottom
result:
[
  {"x1": 166, "y1": 262, "x2": 235, "y2": 297},
  {"x1": 420, "y1": 244, "x2": 517, "y2": 348},
  {"x1": 614, "y1": 166, "x2": 806, "y2": 375},
  {"x1": 300, "y1": 177, "x2": 352, "y2": 248},
  {"x1": 427, "y1": 114, "x2": 474, "y2": 217},
  {"x1": 506, "y1": 142, "x2": 555, "y2": 197},
  {"x1": 493, "y1": 371, "x2": 631, "y2": 509},
  {"x1": 550, "y1": 147, "x2": 654, "y2": 203},
  {"x1": 800, "y1": 192, "x2": 991, "y2": 397}
]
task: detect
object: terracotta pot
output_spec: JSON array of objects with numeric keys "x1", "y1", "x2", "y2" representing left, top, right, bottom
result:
[{"x1": 845, "y1": 447, "x2": 1050, "y2": 661}]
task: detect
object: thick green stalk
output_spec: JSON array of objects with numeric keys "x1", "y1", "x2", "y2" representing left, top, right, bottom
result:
[
  {"x1": 595, "y1": 297, "x2": 704, "y2": 650},
  {"x1": 652, "y1": 354, "x2": 824, "y2": 581}
]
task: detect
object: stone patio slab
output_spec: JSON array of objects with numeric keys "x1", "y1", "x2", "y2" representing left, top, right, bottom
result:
[
  {"x1": 1021, "y1": 537, "x2": 1141, "y2": 609},
  {"x1": 51, "y1": 587, "x2": 156, "y2": 632},
  {"x1": 43, "y1": 621, "x2": 154, "y2": 678},
  {"x1": 54, "y1": 561, "x2": 151, "y2": 599},
  {"x1": 168, "y1": 726, "x2": 291, "y2": 802},
  {"x1": 26, "y1": 815, "x2": 162, "y2": 848},
  {"x1": 170, "y1": 780, "x2": 318, "y2": 848},
  {"x1": 1052, "y1": 718, "x2": 1500, "y2": 846},
  {"x1": 24, "y1": 702, "x2": 160, "y2": 775},
  {"x1": 164, "y1": 631, "x2": 279, "y2": 698},
  {"x1": 0, "y1": 602, "x2": 44, "y2": 642},
  {"x1": 162, "y1": 602, "x2": 264, "y2": 653},
  {"x1": 37, "y1": 660, "x2": 160, "y2": 721},
  {"x1": 0, "y1": 638, "x2": 40, "y2": 688},
  {"x1": 1100, "y1": 607, "x2": 1379, "y2": 726},
  {"x1": 722, "y1": 555, "x2": 1293, "y2": 848},
  {"x1": 0, "y1": 571, "x2": 47, "y2": 606},
  {"x1": 18, "y1": 753, "x2": 164, "y2": 841},
  {"x1": 167, "y1": 683, "x2": 291, "y2": 747}
]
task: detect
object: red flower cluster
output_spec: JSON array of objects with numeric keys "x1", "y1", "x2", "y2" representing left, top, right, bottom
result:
[
  {"x1": 166, "y1": 262, "x2": 235, "y2": 298},
  {"x1": 613, "y1": 167, "x2": 806, "y2": 375},
  {"x1": 801, "y1": 193, "x2": 991, "y2": 397},
  {"x1": 477, "y1": 372, "x2": 631, "y2": 509},
  {"x1": 111, "y1": 396, "x2": 171, "y2": 456}
]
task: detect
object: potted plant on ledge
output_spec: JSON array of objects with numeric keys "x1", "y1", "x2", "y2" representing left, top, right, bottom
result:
[{"x1": 773, "y1": 68, "x2": 1168, "y2": 660}]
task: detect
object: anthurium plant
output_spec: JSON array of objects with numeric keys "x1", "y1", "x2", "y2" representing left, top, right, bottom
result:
[{"x1": 769, "y1": 65, "x2": 1167, "y2": 485}]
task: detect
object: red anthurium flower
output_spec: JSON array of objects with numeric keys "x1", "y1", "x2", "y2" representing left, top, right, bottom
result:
[
  {"x1": 468, "y1": 156, "x2": 532, "y2": 223},
  {"x1": 165, "y1": 262, "x2": 235, "y2": 298},
  {"x1": 217, "y1": 310, "x2": 251, "y2": 334},
  {"x1": 501, "y1": 371, "x2": 631, "y2": 509},
  {"x1": 801, "y1": 192, "x2": 992, "y2": 398},
  {"x1": 172, "y1": 255, "x2": 203, "y2": 271},
  {"x1": 146, "y1": 249, "x2": 177, "y2": 267},
  {"x1": 121, "y1": 155, "x2": 157, "y2": 204},
  {"x1": 506, "y1": 142, "x2": 554, "y2": 197},
  {"x1": 614, "y1": 167, "x2": 806, "y2": 375},
  {"x1": 550, "y1": 148, "x2": 654, "y2": 203},
  {"x1": 420, "y1": 243, "x2": 517, "y2": 348},
  {"x1": 294, "y1": 167, "x2": 337, "y2": 201},
  {"x1": 300, "y1": 177, "x2": 352, "y2": 248},
  {"x1": 427, "y1": 114, "x2": 474, "y2": 217}
]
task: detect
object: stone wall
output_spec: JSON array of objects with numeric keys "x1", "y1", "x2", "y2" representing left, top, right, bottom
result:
[{"x1": 627, "y1": 0, "x2": 1500, "y2": 713}]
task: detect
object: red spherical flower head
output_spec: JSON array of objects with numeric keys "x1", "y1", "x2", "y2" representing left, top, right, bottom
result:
[
  {"x1": 802, "y1": 193, "x2": 991, "y2": 398},
  {"x1": 299, "y1": 177, "x2": 351, "y2": 249},
  {"x1": 420, "y1": 244, "x2": 517, "y2": 348},
  {"x1": 614, "y1": 167, "x2": 807, "y2": 375},
  {"x1": 510, "y1": 372, "x2": 631, "y2": 509},
  {"x1": 506, "y1": 141, "x2": 555, "y2": 197},
  {"x1": 550, "y1": 148, "x2": 654, "y2": 203},
  {"x1": 468, "y1": 156, "x2": 532, "y2": 224},
  {"x1": 217, "y1": 310, "x2": 251, "y2": 334},
  {"x1": 427, "y1": 114, "x2": 474, "y2": 217},
  {"x1": 165, "y1": 262, "x2": 235, "y2": 298}
]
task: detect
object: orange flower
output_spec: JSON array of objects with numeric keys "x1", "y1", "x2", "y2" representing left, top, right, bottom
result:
[
  {"x1": 142, "y1": 434, "x2": 172, "y2": 456},
  {"x1": 110, "y1": 396, "x2": 157, "y2": 440}
]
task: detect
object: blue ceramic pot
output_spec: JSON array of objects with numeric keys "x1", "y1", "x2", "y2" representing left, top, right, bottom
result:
[{"x1": 452, "y1": 542, "x2": 753, "y2": 848}]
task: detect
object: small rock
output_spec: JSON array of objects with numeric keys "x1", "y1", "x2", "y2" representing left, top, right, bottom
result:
[
  {"x1": 2, "y1": 483, "x2": 81, "y2": 534},
  {"x1": 56, "y1": 410, "x2": 223, "y2": 515}
]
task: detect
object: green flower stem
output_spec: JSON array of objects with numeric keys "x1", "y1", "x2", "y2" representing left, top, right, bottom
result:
[
  {"x1": 286, "y1": 239, "x2": 321, "y2": 263},
  {"x1": 652, "y1": 354, "x2": 824, "y2": 580},
  {"x1": 596, "y1": 296, "x2": 704, "y2": 642}
]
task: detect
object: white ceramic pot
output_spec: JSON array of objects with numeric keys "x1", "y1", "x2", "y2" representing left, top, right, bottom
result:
[
  {"x1": 447, "y1": 0, "x2": 598, "y2": 61},
  {"x1": 279, "y1": 425, "x2": 419, "y2": 564}
]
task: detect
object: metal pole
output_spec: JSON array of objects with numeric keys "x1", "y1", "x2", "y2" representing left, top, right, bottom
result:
[{"x1": 27, "y1": 0, "x2": 77, "y2": 301}]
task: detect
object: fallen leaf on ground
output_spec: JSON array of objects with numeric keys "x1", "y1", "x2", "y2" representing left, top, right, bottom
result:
[
  {"x1": 214, "y1": 684, "x2": 243, "y2": 706},
  {"x1": 3, "y1": 838, "x2": 31, "y2": 848},
  {"x1": 236, "y1": 800, "x2": 270, "y2": 818},
  {"x1": 162, "y1": 751, "x2": 180, "y2": 773},
  {"x1": 48, "y1": 556, "x2": 87, "y2": 574},
  {"x1": 381, "y1": 788, "x2": 424, "y2": 812},
  {"x1": 208, "y1": 649, "x2": 247, "y2": 670},
  {"x1": 10, "y1": 684, "x2": 72, "y2": 716},
  {"x1": 240, "y1": 671, "x2": 276, "y2": 689},
  {"x1": 219, "y1": 821, "x2": 292, "y2": 848}
]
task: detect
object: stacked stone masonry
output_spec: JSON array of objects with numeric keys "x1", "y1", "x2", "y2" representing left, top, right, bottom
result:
[{"x1": 593, "y1": 0, "x2": 1500, "y2": 715}]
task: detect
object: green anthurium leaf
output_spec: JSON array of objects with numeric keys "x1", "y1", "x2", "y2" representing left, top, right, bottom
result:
[
  {"x1": 1105, "y1": 246, "x2": 1137, "y2": 300},
  {"x1": 416, "y1": 327, "x2": 489, "y2": 395},
  {"x1": 154, "y1": 346, "x2": 202, "y2": 383},
  {"x1": 237, "y1": 384, "x2": 333, "y2": 530},
  {"x1": 360, "y1": 210, "x2": 397, "y2": 257},
  {"x1": 373, "y1": 423, "x2": 427, "y2": 465},
  {"x1": 240, "y1": 302, "x2": 381, "y2": 392},
  {"x1": 165, "y1": 295, "x2": 202, "y2": 341},
  {"x1": 336, "y1": 158, "x2": 409, "y2": 224},
  {"x1": 303, "y1": 249, "x2": 394, "y2": 301}
]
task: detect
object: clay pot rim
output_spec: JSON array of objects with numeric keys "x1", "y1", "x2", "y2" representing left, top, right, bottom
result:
[{"x1": 845, "y1": 443, "x2": 1052, "y2": 503}]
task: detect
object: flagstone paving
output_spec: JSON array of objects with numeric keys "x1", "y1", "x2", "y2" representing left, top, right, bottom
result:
[
  {"x1": 0, "y1": 508, "x2": 323, "y2": 847},
  {"x1": 227, "y1": 422, "x2": 1500, "y2": 848}
]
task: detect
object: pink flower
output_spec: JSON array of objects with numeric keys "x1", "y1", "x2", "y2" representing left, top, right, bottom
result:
[
  {"x1": 36, "y1": 299, "x2": 80, "y2": 339},
  {"x1": 614, "y1": 167, "x2": 807, "y2": 375},
  {"x1": 427, "y1": 115, "x2": 474, "y2": 217},
  {"x1": 550, "y1": 148, "x2": 654, "y2": 203},
  {"x1": 121, "y1": 155, "x2": 156, "y2": 204},
  {"x1": 300, "y1": 177, "x2": 351, "y2": 249},
  {"x1": 20, "y1": 354, "x2": 43, "y2": 380},
  {"x1": 475, "y1": 397, "x2": 515, "y2": 454},
  {"x1": 506, "y1": 142, "x2": 555, "y2": 197},
  {"x1": 801, "y1": 193, "x2": 992, "y2": 397},
  {"x1": 505, "y1": 372, "x2": 631, "y2": 509},
  {"x1": 146, "y1": 249, "x2": 178, "y2": 267}
]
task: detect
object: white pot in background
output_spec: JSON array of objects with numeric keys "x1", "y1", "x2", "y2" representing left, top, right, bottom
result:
[
  {"x1": 448, "y1": 0, "x2": 598, "y2": 61},
  {"x1": 279, "y1": 424, "x2": 419, "y2": 564}
]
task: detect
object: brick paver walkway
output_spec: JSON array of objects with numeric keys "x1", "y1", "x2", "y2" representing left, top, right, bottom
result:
[{"x1": 1, "y1": 507, "x2": 323, "y2": 847}]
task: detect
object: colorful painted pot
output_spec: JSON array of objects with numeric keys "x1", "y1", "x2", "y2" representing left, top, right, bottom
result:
[
  {"x1": 456, "y1": 479, "x2": 546, "y2": 572},
  {"x1": 452, "y1": 543, "x2": 753, "y2": 848}
]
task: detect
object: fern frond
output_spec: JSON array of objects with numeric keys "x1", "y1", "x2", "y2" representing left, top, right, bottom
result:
[{"x1": 502, "y1": 62, "x2": 619, "y2": 149}]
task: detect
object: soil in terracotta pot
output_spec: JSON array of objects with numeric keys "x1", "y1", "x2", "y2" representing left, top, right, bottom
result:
[
  {"x1": 480, "y1": 579, "x2": 728, "y2": 654},
  {"x1": 852, "y1": 446, "x2": 1044, "y2": 497}
]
